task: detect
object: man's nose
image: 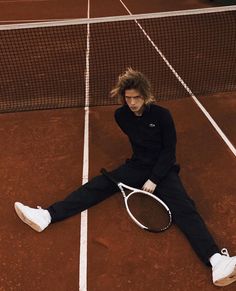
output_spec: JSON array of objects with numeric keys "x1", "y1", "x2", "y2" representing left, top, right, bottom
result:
[{"x1": 130, "y1": 98, "x2": 135, "y2": 104}]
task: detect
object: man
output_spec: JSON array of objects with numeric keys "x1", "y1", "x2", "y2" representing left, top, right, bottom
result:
[{"x1": 14, "y1": 68, "x2": 236, "y2": 287}]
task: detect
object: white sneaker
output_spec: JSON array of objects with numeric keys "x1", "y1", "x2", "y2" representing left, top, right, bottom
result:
[
  {"x1": 14, "y1": 202, "x2": 51, "y2": 232},
  {"x1": 212, "y1": 248, "x2": 236, "y2": 287}
]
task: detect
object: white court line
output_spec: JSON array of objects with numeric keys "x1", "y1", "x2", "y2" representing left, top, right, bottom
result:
[
  {"x1": 79, "y1": 0, "x2": 90, "y2": 291},
  {"x1": 120, "y1": 0, "x2": 236, "y2": 157}
]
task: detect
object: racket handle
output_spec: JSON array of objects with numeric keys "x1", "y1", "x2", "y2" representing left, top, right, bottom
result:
[{"x1": 100, "y1": 168, "x2": 119, "y2": 185}]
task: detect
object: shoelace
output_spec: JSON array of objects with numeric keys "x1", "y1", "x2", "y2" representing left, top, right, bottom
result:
[
  {"x1": 36, "y1": 206, "x2": 51, "y2": 223},
  {"x1": 221, "y1": 248, "x2": 230, "y2": 257}
]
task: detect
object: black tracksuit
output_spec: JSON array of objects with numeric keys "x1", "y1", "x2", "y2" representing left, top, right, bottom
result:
[{"x1": 48, "y1": 103, "x2": 220, "y2": 265}]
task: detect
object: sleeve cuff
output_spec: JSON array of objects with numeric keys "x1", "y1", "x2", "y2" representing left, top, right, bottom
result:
[{"x1": 149, "y1": 175, "x2": 160, "y2": 185}]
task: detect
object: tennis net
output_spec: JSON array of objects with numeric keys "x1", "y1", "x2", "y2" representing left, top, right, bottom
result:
[{"x1": 0, "y1": 6, "x2": 235, "y2": 113}]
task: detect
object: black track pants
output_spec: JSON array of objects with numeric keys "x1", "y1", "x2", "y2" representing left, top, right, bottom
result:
[{"x1": 47, "y1": 162, "x2": 219, "y2": 265}]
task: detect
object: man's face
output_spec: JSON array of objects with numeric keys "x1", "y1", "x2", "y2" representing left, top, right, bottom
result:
[{"x1": 125, "y1": 89, "x2": 145, "y2": 116}]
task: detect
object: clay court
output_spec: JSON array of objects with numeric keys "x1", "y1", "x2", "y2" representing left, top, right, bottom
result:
[{"x1": 0, "y1": 1, "x2": 236, "y2": 291}]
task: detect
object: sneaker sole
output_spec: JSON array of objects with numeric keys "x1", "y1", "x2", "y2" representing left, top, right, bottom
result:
[
  {"x1": 14, "y1": 204, "x2": 43, "y2": 232},
  {"x1": 214, "y1": 265, "x2": 236, "y2": 287}
]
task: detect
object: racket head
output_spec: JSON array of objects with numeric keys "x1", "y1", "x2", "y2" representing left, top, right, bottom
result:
[{"x1": 125, "y1": 190, "x2": 172, "y2": 233}]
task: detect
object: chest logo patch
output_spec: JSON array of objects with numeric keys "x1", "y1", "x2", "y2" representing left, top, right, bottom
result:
[{"x1": 148, "y1": 123, "x2": 156, "y2": 128}]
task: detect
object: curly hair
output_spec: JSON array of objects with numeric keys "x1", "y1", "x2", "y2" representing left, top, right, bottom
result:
[{"x1": 110, "y1": 68, "x2": 156, "y2": 105}]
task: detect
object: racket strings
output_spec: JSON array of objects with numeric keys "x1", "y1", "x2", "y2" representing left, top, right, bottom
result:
[{"x1": 126, "y1": 192, "x2": 171, "y2": 232}]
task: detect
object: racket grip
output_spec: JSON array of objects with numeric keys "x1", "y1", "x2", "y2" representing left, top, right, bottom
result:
[{"x1": 100, "y1": 168, "x2": 119, "y2": 185}]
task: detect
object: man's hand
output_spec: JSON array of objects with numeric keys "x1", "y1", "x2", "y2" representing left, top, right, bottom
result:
[{"x1": 142, "y1": 179, "x2": 157, "y2": 193}]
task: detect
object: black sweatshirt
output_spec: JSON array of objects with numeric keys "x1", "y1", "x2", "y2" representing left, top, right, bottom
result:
[{"x1": 114, "y1": 103, "x2": 177, "y2": 184}]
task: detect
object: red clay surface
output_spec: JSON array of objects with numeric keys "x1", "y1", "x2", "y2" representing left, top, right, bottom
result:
[
  {"x1": 0, "y1": 0, "x2": 88, "y2": 22},
  {"x1": 90, "y1": 0, "x2": 215, "y2": 17},
  {"x1": 0, "y1": 1, "x2": 235, "y2": 291},
  {"x1": 0, "y1": 0, "x2": 218, "y2": 22},
  {"x1": 0, "y1": 109, "x2": 85, "y2": 290}
]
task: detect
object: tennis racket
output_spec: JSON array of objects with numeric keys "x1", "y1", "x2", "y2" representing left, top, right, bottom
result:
[{"x1": 100, "y1": 168, "x2": 172, "y2": 233}]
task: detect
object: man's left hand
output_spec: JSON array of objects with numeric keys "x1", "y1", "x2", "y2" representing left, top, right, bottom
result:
[{"x1": 142, "y1": 179, "x2": 157, "y2": 193}]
